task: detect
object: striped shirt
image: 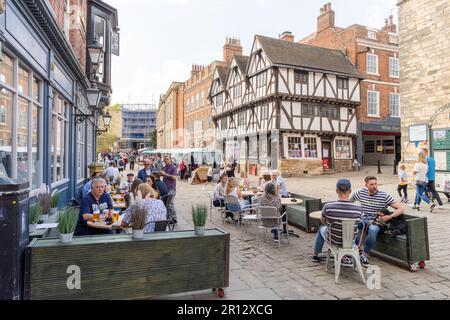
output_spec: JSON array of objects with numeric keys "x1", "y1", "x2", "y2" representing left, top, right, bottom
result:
[
  {"x1": 322, "y1": 200, "x2": 363, "y2": 246},
  {"x1": 351, "y1": 188, "x2": 395, "y2": 220}
]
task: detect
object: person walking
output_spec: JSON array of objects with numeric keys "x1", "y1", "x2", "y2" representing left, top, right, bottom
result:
[
  {"x1": 397, "y1": 164, "x2": 409, "y2": 203},
  {"x1": 411, "y1": 152, "x2": 436, "y2": 212},
  {"x1": 422, "y1": 148, "x2": 444, "y2": 210},
  {"x1": 161, "y1": 155, "x2": 178, "y2": 224},
  {"x1": 129, "y1": 153, "x2": 136, "y2": 171}
]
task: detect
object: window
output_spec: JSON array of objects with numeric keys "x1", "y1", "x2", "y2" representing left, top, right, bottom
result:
[
  {"x1": 335, "y1": 138, "x2": 352, "y2": 159},
  {"x1": 0, "y1": 87, "x2": 13, "y2": 179},
  {"x1": 389, "y1": 57, "x2": 399, "y2": 78},
  {"x1": 321, "y1": 106, "x2": 339, "y2": 119},
  {"x1": 337, "y1": 77, "x2": 348, "y2": 90},
  {"x1": 302, "y1": 104, "x2": 319, "y2": 117},
  {"x1": 64, "y1": 0, "x2": 71, "y2": 39},
  {"x1": 368, "y1": 30, "x2": 377, "y2": 40},
  {"x1": 195, "y1": 93, "x2": 199, "y2": 109},
  {"x1": 287, "y1": 136, "x2": 302, "y2": 158},
  {"x1": 365, "y1": 141, "x2": 375, "y2": 153},
  {"x1": 367, "y1": 91, "x2": 379, "y2": 116},
  {"x1": 294, "y1": 71, "x2": 308, "y2": 84},
  {"x1": 221, "y1": 117, "x2": 227, "y2": 130},
  {"x1": 261, "y1": 104, "x2": 269, "y2": 120},
  {"x1": 77, "y1": 123, "x2": 86, "y2": 181},
  {"x1": 367, "y1": 54, "x2": 378, "y2": 74},
  {"x1": 93, "y1": 15, "x2": 106, "y2": 81},
  {"x1": 389, "y1": 34, "x2": 398, "y2": 44},
  {"x1": 201, "y1": 91, "x2": 205, "y2": 107},
  {"x1": 216, "y1": 93, "x2": 223, "y2": 107},
  {"x1": 0, "y1": 105, "x2": 7, "y2": 125},
  {"x1": 233, "y1": 85, "x2": 242, "y2": 98},
  {"x1": 304, "y1": 137, "x2": 318, "y2": 158},
  {"x1": 256, "y1": 72, "x2": 267, "y2": 88},
  {"x1": 238, "y1": 112, "x2": 246, "y2": 126},
  {"x1": 51, "y1": 95, "x2": 69, "y2": 183},
  {"x1": 390, "y1": 93, "x2": 400, "y2": 117}
]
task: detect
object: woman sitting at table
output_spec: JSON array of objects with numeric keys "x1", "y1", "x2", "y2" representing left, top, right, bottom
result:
[
  {"x1": 121, "y1": 184, "x2": 167, "y2": 233},
  {"x1": 225, "y1": 178, "x2": 250, "y2": 221},
  {"x1": 125, "y1": 178, "x2": 143, "y2": 208},
  {"x1": 257, "y1": 183, "x2": 283, "y2": 242},
  {"x1": 145, "y1": 175, "x2": 159, "y2": 199},
  {"x1": 259, "y1": 171, "x2": 272, "y2": 190},
  {"x1": 239, "y1": 171, "x2": 251, "y2": 190}
]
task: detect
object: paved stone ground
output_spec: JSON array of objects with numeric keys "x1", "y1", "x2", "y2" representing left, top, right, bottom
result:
[{"x1": 137, "y1": 166, "x2": 450, "y2": 300}]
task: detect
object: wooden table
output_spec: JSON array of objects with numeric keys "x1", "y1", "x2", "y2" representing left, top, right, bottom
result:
[
  {"x1": 87, "y1": 217, "x2": 123, "y2": 230},
  {"x1": 281, "y1": 198, "x2": 303, "y2": 206},
  {"x1": 309, "y1": 210, "x2": 322, "y2": 220},
  {"x1": 113, "y1": 202, "x2": 127, "y2": 209},
  {"x1": 29, "y1": 213, "x2": 59, "y2": 239}
]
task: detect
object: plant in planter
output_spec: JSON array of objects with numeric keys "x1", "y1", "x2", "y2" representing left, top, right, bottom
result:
[
  {"x1": 127, "y1": 194, "x2": 148, "y2": 239},
  {"x1": 29, "y1": 204, "x2": 42, "y2": 233},
  {"x1": 50, "y1": 191, "x2": 61, "y2": 215},
  {"x1": 37, "y1": 184, "x2": 52, "y2": 222},
  {"x1": 58, "y1": 207, "x2": 79, "y2": 243},
  {"x1": 192, "y1": 205, "x2": 208, "y2": 236}
]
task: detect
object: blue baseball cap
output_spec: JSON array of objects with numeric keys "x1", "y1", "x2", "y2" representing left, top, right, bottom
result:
[{"x1": 336, "y1": 179, "x2": 352, "y2": 192}]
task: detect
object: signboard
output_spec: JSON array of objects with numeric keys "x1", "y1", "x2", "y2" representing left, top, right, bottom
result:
[
  {"x1": 433, "y1": 129, "x2": 450, "y2": 150},
  {"x1": 409, "y1": 125, "x2": 428, "y2": 142},
  {"x1": 112, "y1": 31, "x2": 120, "y2": 56}
]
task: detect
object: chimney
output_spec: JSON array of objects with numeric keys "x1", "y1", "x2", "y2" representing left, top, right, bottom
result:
[
  {"x1": 190, "y1": 64, "x2": 204, "y2": 78},
  {"x1": 317, "y1": 2, "x2": 335, "y2": 33},
  {"x1": 382, "y1": 15, "x2": 397, "y2": 33},
  {"x1": 280, "y1": 31, "x2": 294, "y2": 42},
  {"x1": 223, "y1": 36, "x2": 243, "y2": 65}
]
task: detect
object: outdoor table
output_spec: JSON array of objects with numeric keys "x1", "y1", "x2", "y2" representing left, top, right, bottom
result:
[
  {"x1": 281, "y1": 198, "x2": 303, "y2": 206},
  {"x1": 113, "y1": 201, "x2": 127, "y2": 209},
  {"x1": 241, "y1": 190, "x2": 262, "y2": 197},
  {"x1": 29, "y1": 213, "x2": 59, "y2": 239},
  {"x1": 87, "y1": 215, "x2": 124, "y2": 230},
  {"x1": 309, "y1": 210, "x2": 322, "y2": 221}
]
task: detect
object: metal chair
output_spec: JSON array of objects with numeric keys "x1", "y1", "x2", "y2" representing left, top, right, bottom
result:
[
  {"x1": 223, "y1": 195, "x2": 254, "y2": 228},
  {"x1": 241, "y1": 196, "x2": 261, "y2": 237},
  {"x1": 256, "y1": 206, "x2": 289, "y2": 249},
  {"x1": 324, "y1": 218, "x2": 365, "y2": 284},
  {"x1": 154, "y1": 220, "x2": 170, "y2": 232}
]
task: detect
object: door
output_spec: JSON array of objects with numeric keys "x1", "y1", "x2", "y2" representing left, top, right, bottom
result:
[{"x1": 322, "y1": 141, "x2": 332, "y2": 170}]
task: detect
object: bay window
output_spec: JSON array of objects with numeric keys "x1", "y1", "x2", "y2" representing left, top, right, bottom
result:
[
  {"x1": 52, "y1": 94, "x2": 69, "y2": 183},
  {"x1": 335, "y1": 138, "x2": 352, "y2": 159}
]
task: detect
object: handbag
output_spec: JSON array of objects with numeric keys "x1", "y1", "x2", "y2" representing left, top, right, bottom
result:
[{"x1": 416, "y1": 180, "x2": 427, "y2": 187}]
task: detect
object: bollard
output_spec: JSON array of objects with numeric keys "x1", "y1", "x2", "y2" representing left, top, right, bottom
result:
[
  {"x1": 393, "y1": 160, "x2": 398, "y2": 175},
  {"x1": 377, "y1": 160, "x2": 382, "y2": 174}
]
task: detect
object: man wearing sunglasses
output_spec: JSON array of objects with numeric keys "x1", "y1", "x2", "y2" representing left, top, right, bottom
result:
[{"x1": 137, "y1": 158, "x2": 154, "y2": 182}]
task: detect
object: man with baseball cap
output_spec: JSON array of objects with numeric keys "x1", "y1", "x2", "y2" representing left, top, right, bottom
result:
[{"x1": 311, "y1": 179, "x2": 363, "y2": 265}]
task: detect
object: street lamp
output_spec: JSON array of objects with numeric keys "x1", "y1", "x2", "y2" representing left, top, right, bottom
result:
[
  {"x1": 86, "y1": 86, "x2": 101, "y2": 109},
  {"x1": 87, "y1": 38, "x2": 104, "y2": 74},
  {"x1": 103, "y1": 111, "x2": 112, "y2": 127}
]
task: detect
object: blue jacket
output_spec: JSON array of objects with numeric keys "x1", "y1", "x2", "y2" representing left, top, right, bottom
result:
[
  {"x1": 427, "y1": 156, "x2": 436, "y2": 181},
  {"x1": 137, "y1": 168, "x2": 151, "y2": 182}
]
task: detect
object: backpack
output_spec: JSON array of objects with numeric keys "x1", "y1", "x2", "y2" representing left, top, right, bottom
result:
[
  {"x1": 179, "y1": 162, "x2": 186, "y2": 171},
  {"x1": 118, "y1": 159, "x2": 124, "y2": 167}
]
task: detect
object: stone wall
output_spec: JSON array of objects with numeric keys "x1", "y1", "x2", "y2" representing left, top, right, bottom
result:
[
  {"x1": 334, "y1": 159, "x2": 353, "y2": 173},
  {"x1": 398, "y1": 0, "x2": 450, "y2": 166},
  {"x1": 279, "y1": 159, "x2": 323, "y2": 177}
]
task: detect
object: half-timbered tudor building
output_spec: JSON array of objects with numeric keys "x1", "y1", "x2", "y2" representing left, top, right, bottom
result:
[{"x1": 210, "y1": 35, "x2": 364, "y2": 176}]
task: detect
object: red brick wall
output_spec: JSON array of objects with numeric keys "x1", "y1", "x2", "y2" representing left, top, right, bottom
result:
[{"x1": 48, "y1": 0, "x2": 87, "y2": 70}]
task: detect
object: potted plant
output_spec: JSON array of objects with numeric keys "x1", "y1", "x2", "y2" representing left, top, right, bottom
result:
[
  {"x1": 58, "y1": 207, "x2": 79, "y2": 243},
  {"x1": 128, "y1": 195, "x2": 148, "y2": 239},
  {"x1": 29, "y1": 204, "x2": 42, "y2": 233},
  {"x1": 50, "y1": 191, "x2": 60, "y2": 215},
  {"x1": 37, "y1": 184, "x2": 52, "y2": 222},
  {"x1": 192, "y1": 205, "x2": 207, "y2": 236}
]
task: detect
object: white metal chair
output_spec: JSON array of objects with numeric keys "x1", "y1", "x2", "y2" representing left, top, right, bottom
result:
[
  {"x1": 324, "y1": 218, "x2": 366, "y2": 284},
  {"x1": 240, "y1": 196, "x2": 261, "y2": 237},
  {"x1": 224, "y1": 195, "x2": 255, "y2": 228},
  {"x1": 256, "y1": 206, "x2": 289, "y2": 249}
]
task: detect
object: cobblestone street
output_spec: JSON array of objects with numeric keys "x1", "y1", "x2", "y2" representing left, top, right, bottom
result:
[{"x1": 158, "y1": 166, "x2": 450, "y2": 300}]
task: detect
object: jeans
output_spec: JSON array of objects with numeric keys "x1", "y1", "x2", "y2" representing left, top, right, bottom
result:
[
  {"x1": 427, "y1": 181, "x2": 443, "y2": 206},
  {"x1": 166, "y1": 189, "x2": 177, "y2": 221},
  {"x1": 355, "y1": 219, "x2": 382, "y2": 254},
  {"x1": 415, "y1": 183, "x2": 430, "y2": 205},
  {"x1": 313, "y1": 225, "x2": 328, "y2": 254}
]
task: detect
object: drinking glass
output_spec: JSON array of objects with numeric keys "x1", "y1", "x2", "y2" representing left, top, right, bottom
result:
[{"x1": 92, "y1": 210, "x2": 100, "y2": 222}]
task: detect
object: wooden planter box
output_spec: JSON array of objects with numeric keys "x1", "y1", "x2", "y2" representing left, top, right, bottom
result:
[
  {"x1": 371, "y1": 214, "x2": 430, "y2": 272},
  {"x1": 285, "y1": 193, "x2": 321, "y2": 233},
  {"x1": 24, "y1": 229, "x2": 230, "y2": 300}
]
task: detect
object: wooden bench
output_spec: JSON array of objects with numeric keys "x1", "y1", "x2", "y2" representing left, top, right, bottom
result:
[
  {"x1": 285, "y1": 193, "x2": 322, "y2": 233},
  {"x1": 371, "y1": 214, "x2": 430, "y2": 272},
  {"x1": 24, "y1": 228, "x2": 230, "y2": 299}
]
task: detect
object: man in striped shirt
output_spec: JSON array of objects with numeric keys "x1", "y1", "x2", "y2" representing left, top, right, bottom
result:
[
  {"x1": 311, "y1": 179, "x2": 363, "y2": 264},
  {"x1": 351, "y1": 176, "x2": 405, "y2": 267}
]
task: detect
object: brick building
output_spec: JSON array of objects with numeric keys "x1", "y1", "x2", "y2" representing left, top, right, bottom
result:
[
  {"x1": 398, "y1": 0, "x2": 450, "y2": 181},
  {"x1": 157, "y1": 82, "x2": 184, "y2": 149},
  {"x1": 183, "y1": 38, "x2": 241, "y2": 149},
  {"x1": 300, "y1": 3, "x2": 400, "y2": 166}
]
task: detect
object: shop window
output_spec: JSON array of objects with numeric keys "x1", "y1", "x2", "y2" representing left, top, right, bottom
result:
[
  {"x1": 287, "y1": 136, "x2": 302, "y2": 158},
  {"x1": 335, "y1": 138, "x2": 352, "y2": 159},
  {"x1": 365, "y1": 141, "x2": 375, "y2": 153},
  {"x1": 304, "y1": 137, "x2": 318, "y2": 158}
]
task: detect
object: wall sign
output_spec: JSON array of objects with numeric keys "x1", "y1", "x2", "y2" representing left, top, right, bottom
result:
[{"x1": 409, "y1": 124, "x2": 428, "y2": 142}]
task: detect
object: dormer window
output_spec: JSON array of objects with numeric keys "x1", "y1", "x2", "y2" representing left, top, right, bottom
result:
[
  {"x1": 294, "y1": 71, "x2": 308, "y2": 84},
  {"x1": 368, "y1": 29, "x2": 377, "y2": 40}
]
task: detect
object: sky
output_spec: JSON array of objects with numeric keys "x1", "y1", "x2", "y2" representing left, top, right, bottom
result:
[{"x1": 107, "y1": 0, "x2": 397, "y2": 105}]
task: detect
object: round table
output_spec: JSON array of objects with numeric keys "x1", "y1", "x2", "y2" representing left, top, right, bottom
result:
[
  {"x1": 280, "y1": 198, "x2": 303, "y2": 206},
  {"x1": 309, "y1": 210, "x2": 322, "y2": 220}
]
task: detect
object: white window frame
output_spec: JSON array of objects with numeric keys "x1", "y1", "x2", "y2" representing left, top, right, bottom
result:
[
  {"x1": 367, "y1": 53, "x2": 379, "y2": 75},
  {"x1": 389, "y1": 93, "x2": 400, "y2": 117},
  {"x1": 334, "y1": 137, "x2": 353, "y2": 160},
  {"x1": 389, "y1": 57, "x2": 400, "y2": 78},
  {"x1": 368, "y1": 29, "x2": 377, "y2": 40},
  {"x1": 0, "y1": 105, "x2": 7, "y2": 125},
  {"x1": 389, "y1": 33, "x2": 398, "y2": 44},
  {"x1": 51, "y1": 94, "x2": 69, "y2": 184},
  {"x1": 367, "y1": 90, "x2": 380, "y2": 117},
  {"x1": 283, "y1": 134, "x2": 322, "y2": 160}
]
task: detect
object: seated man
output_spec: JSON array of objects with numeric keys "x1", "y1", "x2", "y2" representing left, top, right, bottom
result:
[
  {"x1": 311, "y1": 179, "x2": 362, "y2": 264},
  {"x1": 75, "y1": 178, "x2": 114, "y2": 236},
  {"x1": 351, "y1": 176, "x2": 405, "y2": 267},
  {"x1": 152, "y1": 172, "x2": 168, "y2": 200},
  {"x1": 125, "y1": 173, "x2": 135, "y2": 191},
  {"x1": 82, "y1": 172, "x2": 100, "y2": 198},
  {"x1": 213, "y1": 174, "x2": 228, "y2": 207}
]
